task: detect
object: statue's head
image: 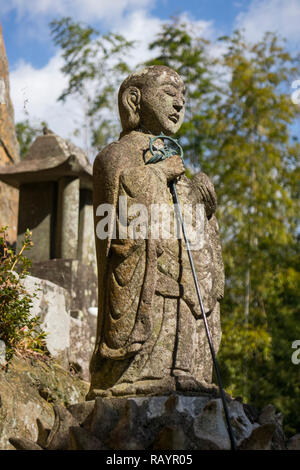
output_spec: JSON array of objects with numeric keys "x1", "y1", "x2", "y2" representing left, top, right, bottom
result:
[{"x1": 118, "y1": 65, "x2": 185, "y2": 136}]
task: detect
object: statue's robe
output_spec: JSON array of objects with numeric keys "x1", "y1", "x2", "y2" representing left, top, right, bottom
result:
[{"x1": 88, "y1": 131, "x2": 224, "y2": 398}]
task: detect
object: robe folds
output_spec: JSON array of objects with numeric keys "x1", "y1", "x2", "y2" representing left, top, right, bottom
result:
[{"x1": 88, "y1": 131, "x2": 224, "y2": 397}]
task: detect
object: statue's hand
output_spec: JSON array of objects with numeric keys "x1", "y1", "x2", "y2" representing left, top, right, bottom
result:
[
  {"x1": 192, "y1": 172, "x2": 217, "y2": 218},
  {"x1": 155, "y1": 154, "x2": 185, "y2": 183}
]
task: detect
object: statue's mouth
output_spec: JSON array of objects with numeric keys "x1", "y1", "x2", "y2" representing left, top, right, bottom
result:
[{"x1": 168, "y1": 114, "x2": 179, "y2": 124}]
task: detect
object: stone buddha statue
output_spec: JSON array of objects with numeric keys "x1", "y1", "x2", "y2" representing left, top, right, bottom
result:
[{"x1": 87, "y1": 65, "x2": 224, "y2": 399}]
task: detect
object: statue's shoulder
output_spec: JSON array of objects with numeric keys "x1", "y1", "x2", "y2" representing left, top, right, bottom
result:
[
  {"x1": 93, "y1": 132, "x2": 141, "y2": 173},
  {"x1": 93, "y1": 140, "x2": 121, "y2": 172},
  {"x1": 192, "y1": 171, "x2": 214, "y2": 189}
]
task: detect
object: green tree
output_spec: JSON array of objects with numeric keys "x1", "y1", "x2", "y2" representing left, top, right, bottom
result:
[
  {"x1": 148, "y1": 24, "x2": 300, "y2": 434},
  {"x1": 49, "y1": 17, "x2": 135, "y2": 157},
  {"x1": 209, "y1": 30, "x2": 300, "y2": 416},
  {"x1": 145, "y1": 18, "x2": 220, "y2": 165},
  {"x1": 15, "y1": 119, "x2": 48, "y2": 159}
]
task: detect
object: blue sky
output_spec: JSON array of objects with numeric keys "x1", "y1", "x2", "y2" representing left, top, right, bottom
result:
[
  {"x1": 1, "y1": 0, "x2": 300, "y2": 154},
  {"x1": 2, "y1": 0, "x2": 250, "y2": 69}
]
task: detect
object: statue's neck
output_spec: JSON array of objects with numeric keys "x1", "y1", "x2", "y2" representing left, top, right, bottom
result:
[{"x1": 119, "y1": 126, "x2": 166, "y2": 140}]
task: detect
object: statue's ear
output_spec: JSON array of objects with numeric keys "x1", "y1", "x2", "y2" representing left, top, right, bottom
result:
[{"x1": 121, "y1": 86, "x2": 141, "y2": 130}]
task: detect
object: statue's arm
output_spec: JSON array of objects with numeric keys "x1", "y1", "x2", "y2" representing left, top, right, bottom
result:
[
  {"x1": 110, "y1": 164, "x2": 163, "y2": 259},
  {"x1": 191, "y1": 171, "x2": 225, "y2": 301},
  {"x1": 120, "y1": 154, "x2": 185, "y2": 188},
  {"x1": 111, "y1": 156, "x2": 185, "y2": 258}
]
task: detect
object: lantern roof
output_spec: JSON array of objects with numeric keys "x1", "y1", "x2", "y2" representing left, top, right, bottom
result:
[{"x1": 0, "y1": 130, "x2": 93, "y2": 189}]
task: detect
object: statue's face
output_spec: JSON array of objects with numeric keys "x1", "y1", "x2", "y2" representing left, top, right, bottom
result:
[{"x1": 140, "y1": 71, "x2": 185, "y2": 135}]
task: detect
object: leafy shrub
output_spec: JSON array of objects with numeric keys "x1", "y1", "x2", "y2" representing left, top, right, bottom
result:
[{"x1": 0, "y1": 226, "x2": 48, "y2": 363}]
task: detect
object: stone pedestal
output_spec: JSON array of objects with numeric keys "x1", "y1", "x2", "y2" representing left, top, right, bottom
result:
[{"x1": 9, "y1": 393, "x2": 289, "y2": 451}]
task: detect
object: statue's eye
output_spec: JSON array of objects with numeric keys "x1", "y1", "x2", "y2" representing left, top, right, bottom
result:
[{"x1": 163, "y1": 89, "x2": 176, "y2": 97}]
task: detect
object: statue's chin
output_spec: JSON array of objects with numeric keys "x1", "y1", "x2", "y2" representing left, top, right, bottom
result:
[
  {"x1": 138, "y1": 115, "x2": 182, "y2": 136},
  {"x1": 165, "y1": 119, "x2": 182, "y2": 135},
  {"x1": 157, "y1": 122, "x2": 181, "y2": 136}
]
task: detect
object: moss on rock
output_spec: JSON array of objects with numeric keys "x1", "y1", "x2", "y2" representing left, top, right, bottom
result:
[{"x1": 0, "y1": 355, "x2": 89, "y2": 449}]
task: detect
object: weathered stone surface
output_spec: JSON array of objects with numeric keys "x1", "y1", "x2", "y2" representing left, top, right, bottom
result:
[
  {"x1": 78, "y1": 188, "x2": 95, "y2": 266},
  {"x1": 227, "y1": 399, "x2": 253, "y2": 445},
  {"x1": 17, "y1": 181, "x2": 56, "y2": 261},
  {"x1": 68, "y1": 426, "x2": 105, "y2": 450},
  {"x1": 0, "y1": 182, "x2": 19, "y2": 245},
  {"x1": 9, "y1": 437, "x2": 43, "y2": 450},
  {"x1": 0, "y1": 25, "x2": 19, "y2": 163},
  {"x1": 0, "y1": 131, "x2": 96, "y2": 269},
  {"x1": 0, "y1": 356, "x2": 89, "y2": 449},
  {"x1": 69, "y1": 316, "x2": 95, "y2": 380},
  {"x1": 22, "y1": 271, "x2": 97, "y2": 379},
  {"x1": 238, "y1": 423, "x2": 276, "y2": 450},
  {"x1": 10, "y1": 394, "x2": 224, "y2": 450},
  {"x1": 153, "y1": 426, "x2": 187, "y2": 450},
  {"x1": 46, "y1": 405, "x2": 78, "y2": 450},
  {"x1": 258, "y1": 404, "x2": 277, "y2": 425},
  {"x1": 193, "y1": 399, "x2": 231, "y2": 450},
  {"x1": 108, "y1": 400, "x2": 145, "y2": 450},
  {"x1": 56, "y1": 177, "x2": 80, "y2": 259},
  {"x1": 36, "y1": 418, "x2": 50, "y2": 448},
  {"x1": 0, "y1": 24, "x2": 20, "y2": 244},
  {"x1": 89, "y1": 397, "x2": 122, "y2": 441},
  {"x1": 29, "y1": 259, "x2": 97, "y2": 380},
  {"x1": 67, "y1": 400, "x2": 95, "y2": 425},
  {"x1": 22, "y1": 274, "x2": 71, "y2": 366},
  {"x1": 0, "y1": 128, "x2": 97, "y2": 379},
  {"x1": 0, "y1": 132, "x2": 91, "y2": 189},
  {"x1": 257, "y1": 404, "x2": 286, "y2": 450},
  {"x1": 9, "y1": 393, "x2": 291, "y2": 451},
  {"x1": 89, "y1": 65, "x2": 224, "y2": 399}
]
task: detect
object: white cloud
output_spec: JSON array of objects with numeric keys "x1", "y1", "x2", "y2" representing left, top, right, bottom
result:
[
  {"x1": 8, "y1": 7, "x2": 217, "y2": 160},
  {"x1": 9, "y1": 8, "x2": 166, "y2": 157},
  {"x1": 10, "y1": 53, "x2": 86, "y2": 146},
  {"x1": 115, "y1": 10, "x2": 215, "y2": 69},
  {"x1": 1, "y1": 0, "x2": 153, "y2": 23},
  {"x1": 113, "y1": 10, "x2": 164, "y2": 68},
  {"x1": 235, "y1": 0, "x2": 300, "y2": 43}
]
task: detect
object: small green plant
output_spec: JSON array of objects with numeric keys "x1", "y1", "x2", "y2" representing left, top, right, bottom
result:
[{"x1": 0, "y1": 226, "x2": 48, "y2": 363}]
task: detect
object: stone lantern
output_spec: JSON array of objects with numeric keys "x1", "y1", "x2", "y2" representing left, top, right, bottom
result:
[
  {"x1": 0, "y1": 130, "x2": 97, "y2": 378},
  {"x1": 0, "y1": 129, "x2": 95, "y2": 264}
]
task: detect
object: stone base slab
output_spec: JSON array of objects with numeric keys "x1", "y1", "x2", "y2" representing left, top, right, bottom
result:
[{"x1": 9, "y1": 393, "x2": 290, "y2": 450}]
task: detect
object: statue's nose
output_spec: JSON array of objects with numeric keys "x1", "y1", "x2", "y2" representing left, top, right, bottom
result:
[{"x1": 173, "y1": 103, "x2": 183, "y2": 113}]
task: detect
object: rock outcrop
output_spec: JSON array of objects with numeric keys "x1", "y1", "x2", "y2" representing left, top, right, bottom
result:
[
  {"x1": 8, "y1": 392, "x2": 295, "y2": 450},
  {"x1": 0, "y1": 355, "x2": 89, "y2": 449}
]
